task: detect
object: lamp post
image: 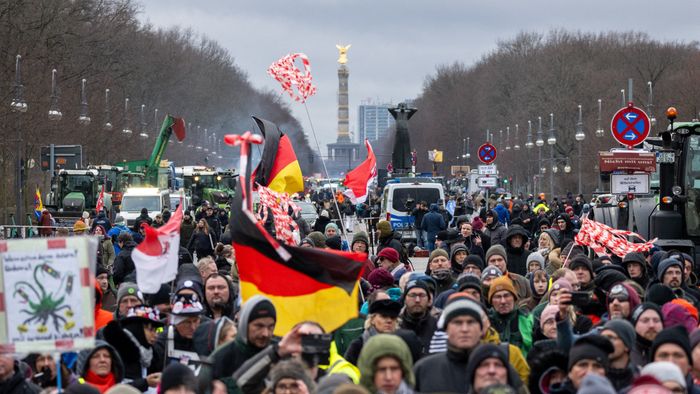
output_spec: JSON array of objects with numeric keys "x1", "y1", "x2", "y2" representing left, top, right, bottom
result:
[
  {"x1": 513, "y1": 124, "x2": 520, "y2": 151},
  {"x1": 466, "y1": 137, "x2": 471, "y2": 160},
  {"x1": 187, "y1": 122, "x2": 194, "y2": 148},
  {"x1": 499, "y1": 129, "x2": 503, "y2": 150},
  {"x1": 596, "y1": 99, "x2": 604, "y2": 137},
  {"x1": 505, "y1": 126, "x2": 511, "y2": 150},
  {"x1": 78, "y1": 79, "x2": 91, "y2": 126},
  {"x1": 621, "y1": 89, "x2": 626, "y2": 107},
  {"x1": 195, "y1": 125, "x2": 202, "y2": 150},
  {"x1": 647, "y1": 81, "x2": 656, "y2": 130},
  {"x1": 11, "y1": 55, "x2": 28, "y2": 221},
  {"x1": 462, "y1": 138, "x2": 466, "y2": 166},
  {"x1": 139, "y1": 104, "x2": 148, "y2": 138},
  {"x1": 204, "y1": 128, "x2": 209, "y2": 152},
  {"x1": 526, "y1": 120, "x2": 534, "y2": 194},
  {"x1": 103, "y1": 89, "x2": 113, "y2": 131},
  {"x1": 548, "y1": 113, "x2": 557, "y2": 198},
  {"x1": 536, "y1": 117, "x2": 544, "y2": 194},
  {"x1": 122, "y1": 98, "x2": 132, "y2": 134},
  {"x1": 48, "y1": 69, "x2": 62, "y2": 121},
  {"x1": 575, "y1": 104, "x2": 585, "y2": 194}
]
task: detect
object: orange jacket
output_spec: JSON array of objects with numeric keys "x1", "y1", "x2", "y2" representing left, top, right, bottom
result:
[{"x1": 94, "y1": 282, "x2": 114, "y2": 330}]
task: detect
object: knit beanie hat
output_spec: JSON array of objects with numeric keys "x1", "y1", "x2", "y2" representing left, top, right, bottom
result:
[
  {"x1": 549, "y1": 278, "x2": 572, "y2": 302},
  {"x1": 404, "y1": 278, "x2": 432, "y2": 300},
  {"x1": 543, "y1": 229, "x2": 560, "y2": 247},
  {"x1": 457, "y1": 274, "x2": 483, "y2": 294},
  {"x1": 646, "y1": 284, "x2": 676, "y2": 306},
  {"x1": 488, "y1": 276, "x2": 518, "y2": 302},
  {"x1": 247, "y1": 297, "x2": 276, "y2": 322},
  {"x1": 481, "y1": 266, "x2": 503, "y2": 281},
  {"x1": 300, "y1": 237, "x2": 315, "y2": 248},
  {"x1": 437, "y1": 295, "x2": 484, "y2": 330},
  {"x1": 377, "y1": 247, "x2": 400, "y2": 263},
  {"x1": 117, "y1": 282, "x2": 144, "y2": 305},
  {"x1": 307, "y1": 231, "x2": 327, "y2": 248},
  {"x1": 568, "y1": 256, "x2": 593, "y2": 276},
  {"x1": 464, "y1": 255, "x2": 485, "y2": 270},
  {"x1": 526, "y1": 253, "x2": 545, "y2": 271},
  {"x1": 351, "y1": 231, "x2": 370, "y2": 248},
  {"x1": 577, "y1": 374, "x2": 616, "y2": 394},
  {"x1": 662, "y1": 302, "x2": 698, "y2": 334},
  {"x1": 631, "y1": 303, "x2": 663, "y2": 327},
  {"x1": 657, "y1": 258, "x2": 684, "y2": 282},
  {"x1": 325, "y1": 235, "x2": 342, "y2": 250},
  {"x1": 376, "y1": 220, "x2": 393, "y2": 236},
  {"x1": 623, "y1": 252, "x2": 647, "y2": 267},
  {"x1": 269, "y1": 359, "x2": 315, "y2": 393},
  {"x1": 568, "y1": 335, "x2": 614, "y2": 371},
  {"x1": 540, "y1": 305, "x2": 559, "y2": 330},
  {"x1": 159, "y1": 363, "x2": 197, "y2": 393},
  {"x1": 626, "y1": 376, "x2": 672, "y2": 394},
  {"x1": 485, "y1": 245, "x2": 507, "y2": 265},
  {"x1": 65, "y1": 383, "x2": 101, "y2": 394},
  {"x1": 429, "y1": 248, "x2": 449, "y2": 263},
  {"x1": 96, "y1": 264, "x2": 109, "y2": 277},
  {"x1": 368, "y1": 268, "x2": 395, "y2": 291},
  {"x1": 651, "y1": 326, "x2": 692, "y2": 363},
  {"x1": 603, "y1": 319, "x2": 636, "y2": 351},
  {"x1": 593, "y1": 269, "x2": 627, "y2": 294},
  {"x1": 104, "y1": 385, "x2": 140, "y2": 394},
  {"x1": 640, "y1": 361, "x2": 687, "y2": 390}
]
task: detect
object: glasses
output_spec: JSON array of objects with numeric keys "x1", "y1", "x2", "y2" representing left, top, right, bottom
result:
[{"x1": 406, "y1": 293, "x2": 428, "y2": 299}]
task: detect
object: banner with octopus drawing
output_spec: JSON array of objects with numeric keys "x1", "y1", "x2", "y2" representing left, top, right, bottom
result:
[{"x1": 0, "y1": 237, "x2": 95, "y2": 353}]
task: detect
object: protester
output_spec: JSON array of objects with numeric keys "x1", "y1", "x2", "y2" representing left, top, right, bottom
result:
[
  {"x1": 345, "y1": 299, "x2": 401, "y2": 365},
  {"x1": 399, "y1": 278, "x2": 438, "y2": 356},
  {"x1": 358, "y1": 334, "x2": 415, "y2": 394},
  {"x1": 77, "y1": 340, "x2": 125, "y2": 393}
]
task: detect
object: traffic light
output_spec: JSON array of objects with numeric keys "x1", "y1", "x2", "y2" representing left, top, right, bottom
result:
[{"x1": 503, "y1": 178, "x2": 508, "y2": 184}]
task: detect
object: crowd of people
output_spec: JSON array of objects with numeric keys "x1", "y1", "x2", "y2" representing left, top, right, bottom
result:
[{"x1": 3, "y1": 191, "x2": 700, "y2": 394}]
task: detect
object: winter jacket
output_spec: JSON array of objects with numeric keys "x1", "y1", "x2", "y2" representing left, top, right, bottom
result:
[
  {"x1": 503, "y1": 225, "x2": 532, "y2": 276},
  {"x1": 132, "y1": 213, "x2": 152, "y2": 233},
  {"x1": 107, "y1": 224, "x2": 129, "y2": 253},
  {"x1": 421, "y1": 204, "x2": 446, "y2": 239},
  {"x1": 187, "y1": 231, "x2": 215, "y2": 259},
  {"x1": 413, "y1": 344, "x2": 472, "y2": 393},
  {"x1": 0, "y1": 362, "x2": 40, "y2": 394},
  {"x1": 482, "y1": 326, "x2": 531, "y2": 385},
  {"x1": 92, "y1": 212, "x2": 112, "y2": 233},
  {"x1": 411, "y1": 206, "x2": 428, "y2": 228},
  {"x1": 103, "y1": 320, "x2": 159, "y2": 391},
  {"x1": 484, "y1": 213, "x2": 507, "y2": 246},
  {"x1": 100, "y1": 238, "x2": 116, "y2": 269},
  {"x1": 112, "y1": 241, "x2": 137, "y2": 286},
  {"x1": 76, "y1": 340, "x2": 125, "y2": 392},
  {"x1": 494, "y1": 203, "x2": 511, "y2": 225},
  {"x1": 511, "y1": 207, "x2": 536, "y2": 235},
  {"x1": 488, "y1": 308, "x2": 534, "y2": 356},
  {"x1": 204, "y1": 215, "x2": 221, "y2": 239},
  {"x1": 192, "y1": 317, "x2": 235, "y2": 357},
  {"x1": 377, "y1": 231, "x2": 408, "y2": 265},
  {"x1": 38, "y1": 212, "x2": 54, "y2": 237},
  {"x1": 180, "y1": 219, "x2": 195, "y2": 248},
  {"x1": 399, "y1": 310, "x2": 439, "y2": 357}
]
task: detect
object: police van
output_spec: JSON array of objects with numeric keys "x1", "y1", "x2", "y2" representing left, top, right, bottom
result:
[{"x1": 381, "y1": 180, "x2": 445, "y2": 242}]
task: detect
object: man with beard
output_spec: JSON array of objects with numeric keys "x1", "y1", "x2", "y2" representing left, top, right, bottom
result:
[
  {"x1": 0, "y1": 351, "x2": 40, "y2": 394},
  {"x1": 485, "y1": 245, "x2": 531, "y2": 300},
  {"x1": 631, "y1": 303, "x2": 664, "y2": 366},
  {"x1": 204, "y1": 274, "x2": 236, "y2": 321},
  {"x1": 601, "y1": 319, "x2": 638, "y2": 390},
  {"x1": 658, "y1": 257, "x2": 700, "y2": 307},
  {"x1": 606, "y1": 282, "x2": 640, "y2": 322},
  {"x1": 399, "y1": 279, "x2": 438, "y2": 356},
  {"x1": 568, "y1": 256, "x2": 595, "y2": 292}
]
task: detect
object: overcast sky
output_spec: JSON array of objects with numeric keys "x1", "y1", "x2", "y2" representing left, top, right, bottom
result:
[{"x1": 138, "y1": 0, "x2": 700, "y2": 152}]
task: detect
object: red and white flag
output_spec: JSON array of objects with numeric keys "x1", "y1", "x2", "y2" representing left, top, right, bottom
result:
[
  {"x1": 95, "y1": 184, "x2": 105, "y2": 213},
  {"x1": 132, "y1": 203, "x2": 183, "y2": 293},
  {"x1": 343, "y1": 140, "x2": 377, "y2": 204}
]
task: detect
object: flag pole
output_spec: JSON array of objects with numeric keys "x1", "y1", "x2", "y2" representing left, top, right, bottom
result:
[{"x1": 303, "y1": 103, "x2": 350, "y2": 243}]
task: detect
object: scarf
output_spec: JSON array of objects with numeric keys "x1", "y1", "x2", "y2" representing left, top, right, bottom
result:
[
  {"x1": 361, "y1": 326, "x2": 379, "y2": 344},
  {"x1": 85, "y1": 370, "x2": 116, "y2": 393},
  {"x1": 123, "y1": 328, "x2": 153, "y2": 370}
]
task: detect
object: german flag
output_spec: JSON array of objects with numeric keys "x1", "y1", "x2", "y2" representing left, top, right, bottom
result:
[
  {"x1": 252, "y1": 117, "x2": 304, "y2": 195},
  {"x1": 231, "y1": 182, "x2": 365, "y2": 336}
]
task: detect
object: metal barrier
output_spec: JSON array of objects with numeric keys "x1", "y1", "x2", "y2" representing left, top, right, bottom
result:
[{"x1": 0, "y1": 225, "x2": 76, "y2": 239}]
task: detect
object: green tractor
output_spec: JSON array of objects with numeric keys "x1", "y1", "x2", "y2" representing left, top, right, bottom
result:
[{"x1": 45, "y1": 168, "x2": 102, "y2": 226}]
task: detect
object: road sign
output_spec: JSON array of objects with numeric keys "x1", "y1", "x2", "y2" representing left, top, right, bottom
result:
[
  {"x1": 478, "y1": 165, "x2": 497, "y2": 175},
  {"x1": 610, "y1": 105, "x2": 651, "y2": 147},
  {"x1": 40, "y1": 145, "x2": 83, "y2": 172},
  {"x1": 598, "y1": 151, "x2": 656, "y2": 173},
  {"x1": 477, "y1": 177, "x2": 498, "y2": 188},
  {"x1": 478, "y1": 143, "x2": 497, "y2": 164},
  {"x1": 450, "y1": 165, "x2": 470, "y2": 176},
  {"x1": 611, "y1": 173, "x2": 650, "y2": 194}
]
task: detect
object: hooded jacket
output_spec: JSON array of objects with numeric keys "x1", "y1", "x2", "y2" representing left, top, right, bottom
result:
[
  {"x1": 200, "y1": 296, "x2": 277, "y2": 394},
  {"x1": 102, "y1": 319, "x2": 159, "y2": 392},
  {"x1": 94, "y1": 283, "x2": 114, "y2": 330},
  {"x1": 484, "y1": 209, "x2": 507, "y2": 247},
  {"x1": 421, "y1": 204, "x2": 446, "y2": 240},
  {"x1": 502, "y1": 225, "x2": 531, "y2": 276},
  {"x1": 112, "y1": 241, "x2": 137, "y2": 286},
  {"x1": 193, "y1": 316, "x2": 235, "y2": 356},
  {"x1": 76, "y1": 340, "x2": 125, "y2": 392},
  {"x1": 358, "y1": 334, "x2": 415, "y2": 393}
]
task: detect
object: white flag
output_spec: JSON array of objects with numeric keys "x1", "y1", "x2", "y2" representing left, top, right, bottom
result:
[{"x1": 132, "y1": 204, "x2": 182, "y2": 293}]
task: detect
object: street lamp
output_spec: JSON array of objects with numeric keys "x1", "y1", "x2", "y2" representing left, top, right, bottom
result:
[
  {"x1": 78, "y1": 78, "x2": 91, "y2": 125},
  {"x1": 122, "y1": 98, "x2": 132, "y2": 134},
  {"x1": 548, "y1": 113, "x2": 556, "y2": 198},
  {"x1": 513, "y1": 124, "x2": 520, "y2": 150},
  {"x1": 564, "y1": 159, "x2": 572, "y2": 174},
  {"x1": 536, "y1": 117, "x2": 544, "y2": 147},
  {"x1": 575, "y1": 104, "x2": 584, "y2": 194},
  {"x1": 195, "y1": 125, "x2": 202, "y2": 150},
  {"x1": 466, "y1": 137, "x2": 471, "y2": 159},
  {"x1": 596, "y1": 99, "x2": 604, "y2": 137},
  {"x1": 499, "y1": 129, "x2": 503, "y2": 150},
  {"x1": 139, "y1": 104, "x2": 148, "y2": 138},
  {"x1": 552, "y1": 163, "x2": 558, "y2": 173},
  {"x1": 10, "y1": 55, "x2": 28, "y2": 113},
  {"x1": 505, "y1": 126, "x2": 511, "y2": 150},
  {"x1": 11, "y1": 54, "x2": 27, "y2": 221},
  {"x1": 647, "y1": 81, "x2": 656, "y2": 128},
  {"x1": 204, "y1": 128, "x2": 209, "y2": 152},
  {"x1": 187, "y1": 122, "x2": 193, "y2": 148},
  {"x1": 103, "y1": 89, "x2": 113, "y2": 131},
  {"x1": 526, "y1": 120, "x2": 534, "y2": 149},
  {"x1": 48, "y1": 69, "x2": 62, "y2": 121},
  {"x1": 547, "y1": 113, "x2": 557, "y2": 145}
]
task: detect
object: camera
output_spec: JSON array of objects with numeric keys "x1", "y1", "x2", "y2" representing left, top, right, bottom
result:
[{"x1": 301, "y1": 333, "x2": 332, "y2": 367}]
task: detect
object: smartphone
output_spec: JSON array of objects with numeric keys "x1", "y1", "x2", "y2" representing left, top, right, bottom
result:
[
  {"x1": 568, "y1": 291, "x2": 591, "y2": 306},
  {"x1": 301, "y1": 333, "x2": 332, "y2": 366}
]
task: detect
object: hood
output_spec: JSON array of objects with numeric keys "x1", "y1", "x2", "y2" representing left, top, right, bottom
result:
[
  {"x1": 429, "y1": 203, "x2": 439, "y2": 212},
  {"x1": 94, "y1": 282, "x2": 104, "y2": 312},
  {"x1": 193, "y1": 316, "x2": 234, "y2": 356},
  {"x1": 505, "y1": 225, "x2": 529, "y2": 243},
  {"x1": 358, "y1": 334, "x2": 415, "y2": 392},
  {"x1": 76, "y1": 339, "x2": 125, "y2": 381},
  {"x1": 237, "y1": 295, "x2": 275, "y2": 346}
]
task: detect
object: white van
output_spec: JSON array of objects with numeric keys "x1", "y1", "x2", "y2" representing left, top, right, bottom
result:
[
  {"x1": 381, "y1": 182, "x2": 445, "y2": 240},
  {"x1": 120, "y1": 187, "x2": 170, "y2": 227}
]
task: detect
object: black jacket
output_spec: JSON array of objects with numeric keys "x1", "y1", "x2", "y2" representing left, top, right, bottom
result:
[
  {"x1": 103, "y1": 320, "x2": 158, "y2": 391},
  {"x1": 502, "y1": 225, "x2": 531, "y2": 276},
  {"x1": 413, "y1": 345, "x2": 471, "y2": 393},
  {"x1": 400, "y1": 311, "x2": 438, "y2": 357},
  {"x1": 112, "y1": 241, "x2": 137, "y2": 286},
  {"x1": 187, "y1": 231, "x2": 215, "y2": 258}
]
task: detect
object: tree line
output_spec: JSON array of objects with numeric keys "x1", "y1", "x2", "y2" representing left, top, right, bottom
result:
[{"x1": 0, "y1": 0, "x2": 317, "y2": 221}]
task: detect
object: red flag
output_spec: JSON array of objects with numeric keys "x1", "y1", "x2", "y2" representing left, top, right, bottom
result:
[
  {"x1": 132, "y1": 204, "x2": 183, "y2": 293},
  {"x1": 95, "y1": 184, "x2": 105, "y2": 213},
  {"x1": 343, "y1": 140, "x2": 377, "y2": 204}
]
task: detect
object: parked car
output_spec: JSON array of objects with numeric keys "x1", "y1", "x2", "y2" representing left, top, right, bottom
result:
[{"x1": 296, "y1": 201, "x2": 319, "y2": 227}]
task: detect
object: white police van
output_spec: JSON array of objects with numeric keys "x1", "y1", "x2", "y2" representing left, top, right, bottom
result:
[{"x1": 381, "y1": 180, "x2": 445, "y2": 241}]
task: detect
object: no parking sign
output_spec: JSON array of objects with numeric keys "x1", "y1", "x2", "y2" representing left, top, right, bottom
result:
[{"x1": 611, "y1": 104, "x2": 651, "y2": 148}]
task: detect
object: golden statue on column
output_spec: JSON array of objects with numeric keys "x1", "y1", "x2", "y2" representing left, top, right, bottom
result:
[{"x1": 336, "y1": 44, "x2": 351, "y2": 64}]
